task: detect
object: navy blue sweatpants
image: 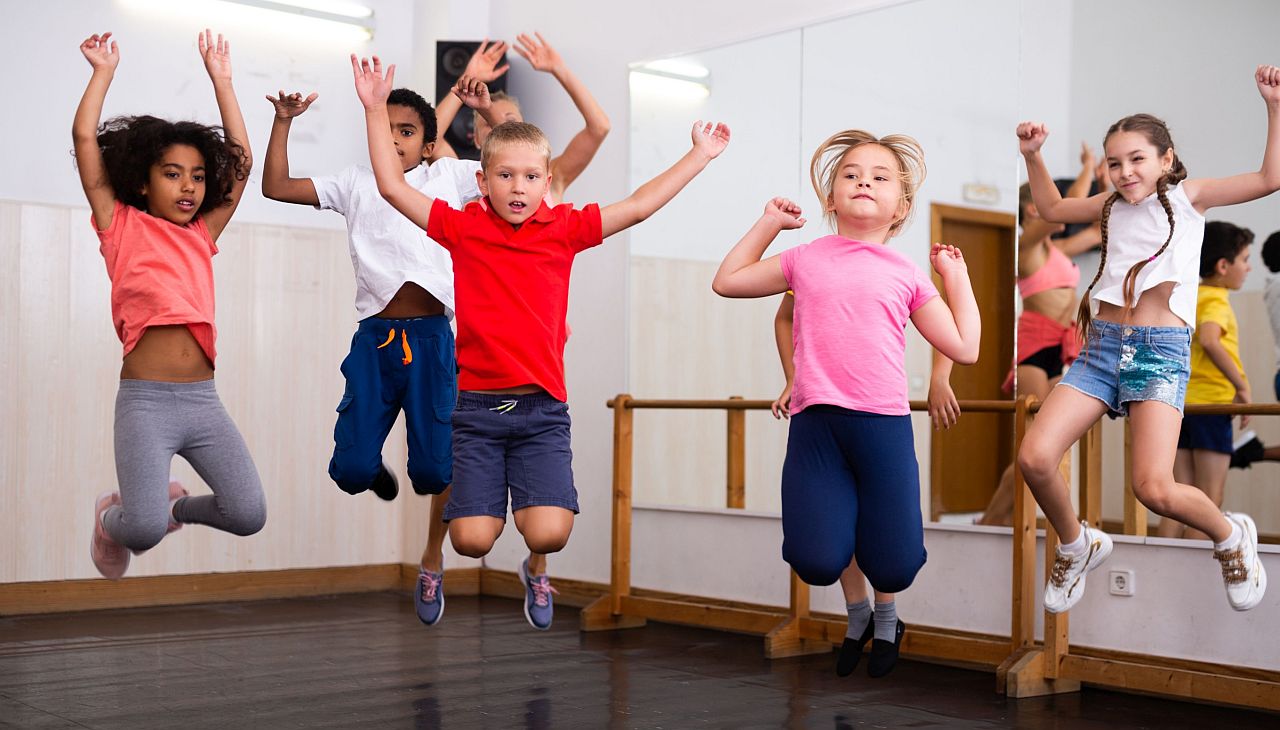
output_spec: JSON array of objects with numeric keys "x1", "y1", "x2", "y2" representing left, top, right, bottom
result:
[
  {"x1": 328, "y1": 315, "x2": 456, "y2": 496},
  {"x1": 781, "y1": 405, "x2": 927, "y2": 593}
]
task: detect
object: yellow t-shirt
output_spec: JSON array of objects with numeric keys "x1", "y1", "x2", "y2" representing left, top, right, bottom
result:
[{"x1": 1185, "y1": 285, "x2": 1246, "y2": 404}]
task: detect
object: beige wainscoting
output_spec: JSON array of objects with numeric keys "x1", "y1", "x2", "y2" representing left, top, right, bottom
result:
[{"x1": 0, "y1": 200, "x2": 437, "y2": 585}]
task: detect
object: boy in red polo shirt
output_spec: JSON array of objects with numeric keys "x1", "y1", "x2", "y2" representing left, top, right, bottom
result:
[{"x1": 353, "y1": 56, "x2": 729, "y2": 629}]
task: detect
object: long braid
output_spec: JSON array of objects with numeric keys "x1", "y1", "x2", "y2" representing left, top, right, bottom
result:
[
  {"x1": 1118, "y1": 174, "x2": 1178, "y2": 320},
  {"x1": 1076, "y1": 191, "x2": 1121, "y2": 346}
]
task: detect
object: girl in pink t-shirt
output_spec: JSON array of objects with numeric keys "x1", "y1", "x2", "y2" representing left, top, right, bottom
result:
[
  {"x1": 714, "y1": 129, "x2": 980, "y2": 678},
  {"x1": 73, "y1": 31, "x2": 264, "y2": 580}
]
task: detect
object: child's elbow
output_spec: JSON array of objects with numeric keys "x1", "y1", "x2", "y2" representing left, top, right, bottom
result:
[
  {"x1": 588, "y1": 119, "x2": 612, "y2": 139},
  {"x1": 955, "y1": 343, "x2": 980, "y2": 366}
]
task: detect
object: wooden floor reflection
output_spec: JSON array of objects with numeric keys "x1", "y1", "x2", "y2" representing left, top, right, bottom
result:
[{"x1": 1, "y1": 592, "x2": 1274, "y2": 728}]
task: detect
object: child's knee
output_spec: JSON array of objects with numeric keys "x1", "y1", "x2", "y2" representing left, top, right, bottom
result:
[
  {"x1": 785, "y1": 550, "x2": 846, "y2": 587},
  {"x1": 407, "y1": 461, "x2": 450, "y2": 496},
  {"x1": 863, "y1": 553, "x2": 926, "y2": 594},
  {"x1": 120, "y1": 520, "x2": 168, "y2": 553},
  {"x1": 522, "y1": 529, "x2": 569, "y2": 555},
  {"x1": 513, "y1": 507, "x2": 574, "y2": 554},
  {"x1": 328, "y1": 452, "x2": 379, "y2": 495},
  {"x1": 1131, "y1": 475, "x2": 1177, "y2": 515},
  {"x1": 226, "y1": 498, "x2": 267, "y2": 536},
  {"x1": 449, "y1": 520, "x2": 501, "y2": 558},
  {"x1": 1017, "y1": 438, "x2": 1060, "y2": 484}
]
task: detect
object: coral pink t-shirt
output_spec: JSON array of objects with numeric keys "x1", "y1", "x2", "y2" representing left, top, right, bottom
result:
[
  {"x1": 95, "y1": 200, "x2": 218, "y2": 364},
  {"x1": 780, "y1": 235, "x2": 938, "y2": 416}
]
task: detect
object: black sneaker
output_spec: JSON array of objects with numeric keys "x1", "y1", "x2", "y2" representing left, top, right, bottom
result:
[
  {"x1": 371, "y1": 463, "x2": 399, "y2": 501},
  {"x1": 836, "y1": 613, "x2": 875, "y2": 677},
  {"x1": 867, "y1": 619, "x2": 905, "y2": 678},
  {"x1": 1231, "y1": 431, "x2": 1264, "y2": 470}
]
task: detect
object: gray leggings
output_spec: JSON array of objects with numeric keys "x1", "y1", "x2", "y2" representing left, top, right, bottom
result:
[{"x1": 104, "y1": 379, "x2": 267, "y2": 552}]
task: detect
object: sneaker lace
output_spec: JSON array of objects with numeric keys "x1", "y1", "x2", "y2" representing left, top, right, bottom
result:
[
  {"x1": 530, "y1": 576, "x2": 559, "y2": 608},
  {"x1": 1049, "y1": 553, "x2": 1075, "y2": 588},
  {"x1": 1214, "y1": 546, "x2": 1248, "y2": 585},
  {"x1": 420, "y1": 571, "x2": 441, "y2": 601}
]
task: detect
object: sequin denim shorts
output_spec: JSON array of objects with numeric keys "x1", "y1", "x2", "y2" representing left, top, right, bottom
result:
[{"x1": 1057, "y1": 320, "x2": 1191, "y2": 418}]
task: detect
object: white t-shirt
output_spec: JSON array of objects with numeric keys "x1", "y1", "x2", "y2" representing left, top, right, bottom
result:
[
  {"x1": 1266, "y1": 272, "x2": 1280, "y2": 367},
  {"x1": 1091, "y1": 182, "x2": 1205, "y2": 329},
  {"x1": 312, "y1": 158, "x2": 481, "y2": 320}
]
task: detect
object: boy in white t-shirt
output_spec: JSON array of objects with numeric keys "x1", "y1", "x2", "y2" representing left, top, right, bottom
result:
[{"x1": 263, "y1": 86, "x2": 491, "y2": 627}]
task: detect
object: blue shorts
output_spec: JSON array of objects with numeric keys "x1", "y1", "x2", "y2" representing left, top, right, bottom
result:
[
  {"x1": 1177, "y1": 414, "x2": 1233, "y2": 454},
  {"x1": 444, "y1": 391, "x2": 579, "y2": 521},
  {"x1": 328, "y1": 315, "x2": 456, "y2": 496},
  {"x1": 1058, "y1": 320, "x2": 1191, "y2": 418}
]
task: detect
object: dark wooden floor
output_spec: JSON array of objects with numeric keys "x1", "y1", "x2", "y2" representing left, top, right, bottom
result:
[{"x1": 0, "y1": 593, "x2": 1275, "y2": 729}]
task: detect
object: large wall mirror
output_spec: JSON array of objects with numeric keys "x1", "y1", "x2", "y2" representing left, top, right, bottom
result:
[
  {"x1": 627, "y1": 0, "x2": 1020, "y2": 522},
  {"x1": 1021, "y1": 0, "x2": 1280, "y2": 541}
]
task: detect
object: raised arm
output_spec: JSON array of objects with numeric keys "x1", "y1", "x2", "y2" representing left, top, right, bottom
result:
[
  {"x1": 911, "y1": 245, "x2": 981, "y2": 365},
  {"x1": 262, "y1": 90, "x2": 320, "y2": 205},
  {"x1": 514, "y1": 33, "x2": 611, "y2": 200},
  {"x1": 430, "y1": 40, "x2": 508, "y2": 162},
  {"x1": 198, "y1": 30, "x2": 252, "y2": 241},
  {"x1": 73, "y1": 32, "x2": 119, "y2": 230},
  {"x1": 1185, "y1": 64, "x2": 1280, "y2": 211},
  {"x1": 600, "y1": 121, "x2": 729, "y2": 239},
  {"x1": 353, "y1": 55, "x2": 435, "y2": 230},
  {"x1": 771, "y1": 293, "x2": 795, "y2": 419},
  {"x1": 710, "y1": 197, "x2": 802, "y2": 299},
  {"x1": 1018, "y1": 122, "x2": 1108, "y2": 224}
]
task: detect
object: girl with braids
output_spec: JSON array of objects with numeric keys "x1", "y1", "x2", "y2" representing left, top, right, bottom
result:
[
  {"x1": 74, "y1": 30, "x2": 265, "y2": 579},
  {"x1": 714, "y1": 130, "x2": 980, "y2": 677},
  {"x1": 1015, "y1": 64, "x2": 1280, "y2": 614}
]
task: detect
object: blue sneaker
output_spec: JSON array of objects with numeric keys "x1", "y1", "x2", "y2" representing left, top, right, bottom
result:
[
  {"x1": 517, "y1": 558, "x2": 558, "y2": 631},
  {"x1": 415, "y1": 568, "x2": 444, "y2": 626}
]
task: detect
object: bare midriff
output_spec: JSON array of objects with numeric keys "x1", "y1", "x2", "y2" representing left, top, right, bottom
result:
[
  {"x1": 375, "y1": 282, "x2": 445, "y2": 319},
  {"x1": 1095, "y1": 281, "x2": 1185, "y2": 328},
  {"x1": 120, "y1": 325, "x2": 214, "y2": 382}
]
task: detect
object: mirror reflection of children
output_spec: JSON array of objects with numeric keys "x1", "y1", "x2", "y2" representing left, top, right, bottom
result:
[
  {"x1": 74, "y1": 31, "x2": 265, "y2": 579},
  {"x1": 715, "y1": 130, "x2": 980, "y2": 677},
  {"x1": 1229, "y1": 229, "x2": 1280, "y2": 469}
]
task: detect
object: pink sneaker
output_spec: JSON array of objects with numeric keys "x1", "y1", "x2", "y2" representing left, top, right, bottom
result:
[{"x1": 90, "y1": 492, "x2": 129, "y2": 579}]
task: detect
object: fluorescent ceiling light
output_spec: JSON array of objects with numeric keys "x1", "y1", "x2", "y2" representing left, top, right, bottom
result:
[
  {"x1": 630, "y1": 59, "x2": 711, "y2": 97},
  {"x1": 120, "y1": 0, "x2": 376, "y2": 41}
]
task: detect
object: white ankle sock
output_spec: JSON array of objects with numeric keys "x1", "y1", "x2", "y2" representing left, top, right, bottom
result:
[
  {"x1": 1060, "y1": 525, "x2": 1088, "y2": 557},
  {"x1": 1214, "y1": 519, "x2": 1242, "y2": 552}
]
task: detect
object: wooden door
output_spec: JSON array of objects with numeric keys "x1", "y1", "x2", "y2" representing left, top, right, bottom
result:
[{"x1": 929, "y1": 203, "x2": 1016, "y2": 518}]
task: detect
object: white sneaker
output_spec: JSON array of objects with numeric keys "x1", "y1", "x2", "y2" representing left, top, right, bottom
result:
[
  {"x1": 1044, "y1": 522, "x2": 1113, "y2": 614},
  {"x1": 1216, "y1": 513, "x2": 1267, "y2": 611}
]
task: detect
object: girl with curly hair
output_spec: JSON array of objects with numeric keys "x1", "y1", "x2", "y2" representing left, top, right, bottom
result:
[{"x1": 73, "y1": 29, "x2": 264, "y2": 579}]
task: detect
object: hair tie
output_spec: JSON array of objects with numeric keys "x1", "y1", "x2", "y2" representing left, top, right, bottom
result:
[{"x1": 1148, "y1": 255, "x2": 1157, "y2": 262}]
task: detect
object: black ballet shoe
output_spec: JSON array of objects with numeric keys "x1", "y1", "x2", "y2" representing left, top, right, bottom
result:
[
  {"x1": 370, "y1": 463, "x2": 399, "y2": 501},
  {"x1": 835, "y1": 614, "x2": 875, "y2": 677},
  {"x1": 866, "y1": 619, "x2": 905, "y2": 678}
]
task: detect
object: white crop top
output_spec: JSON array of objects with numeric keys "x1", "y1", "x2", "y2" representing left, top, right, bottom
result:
[{"x1": 1091, "y1": 182, "x2": 1205, "y2": 329}]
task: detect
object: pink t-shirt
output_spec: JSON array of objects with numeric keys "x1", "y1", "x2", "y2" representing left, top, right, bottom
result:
[
  {"x1": 95, "y1": 200, "x2": 218, "y2": 364},
  {"x1": 780, "y1": 235, "x2": 938, "y2": 416}
]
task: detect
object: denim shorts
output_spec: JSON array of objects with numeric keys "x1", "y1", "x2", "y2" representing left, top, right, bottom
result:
[
  {"x1": 444, "y1": 391, "x2": 578, "y2": 521},
  {"x1": 1058, "y1": 319, "x2": 1191, "y2": 417}
]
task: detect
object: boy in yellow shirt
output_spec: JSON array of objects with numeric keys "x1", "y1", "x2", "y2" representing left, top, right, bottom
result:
[{"x1": 1159, "y1": 222, "x2": 1253, "y2": 539}]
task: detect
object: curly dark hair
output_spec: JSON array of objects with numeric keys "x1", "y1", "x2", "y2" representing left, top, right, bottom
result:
[
  {"x1": 84, "y1": 115, "x2": 249, "y2": 215},
  {"x1": 1263, "y1": 230, "x2": 1280, "y2": 273},
  {"x1": 388, "y1": 88, "x2": 438, "y2": 143},
  {"x1": 1199, "y1": 220, "x2": 1254, "y2": 278}
]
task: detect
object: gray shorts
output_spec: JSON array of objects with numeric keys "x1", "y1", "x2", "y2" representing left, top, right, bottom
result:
[{"x1": 443, "y1": 391, "x2": 578, "y2": 521}]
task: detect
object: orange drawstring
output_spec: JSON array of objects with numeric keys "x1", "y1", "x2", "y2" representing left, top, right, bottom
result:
[{"x1": 375, "y1": 327, "x2": 412, "y2": 365}]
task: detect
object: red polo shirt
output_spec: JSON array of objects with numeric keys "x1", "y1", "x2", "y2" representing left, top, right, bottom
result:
[{"x1": 426, "y1": 197, "x2": 603, "y2": 401}]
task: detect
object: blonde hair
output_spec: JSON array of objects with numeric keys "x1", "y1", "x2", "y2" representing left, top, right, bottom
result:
[
  {"x1": 480, "y1": 120, "x2": 552, "y2": 169},
  {"x1": 809, "y1": 129, "x2": 926, "y2": 236},
  {"x1": 473, "y1": 91, "x2": 521, "y2": 131}
]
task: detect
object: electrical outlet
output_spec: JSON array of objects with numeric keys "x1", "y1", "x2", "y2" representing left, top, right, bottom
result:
[{"x1": 1109, "y1": 570, "x2": 1135, "y2": 596}]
